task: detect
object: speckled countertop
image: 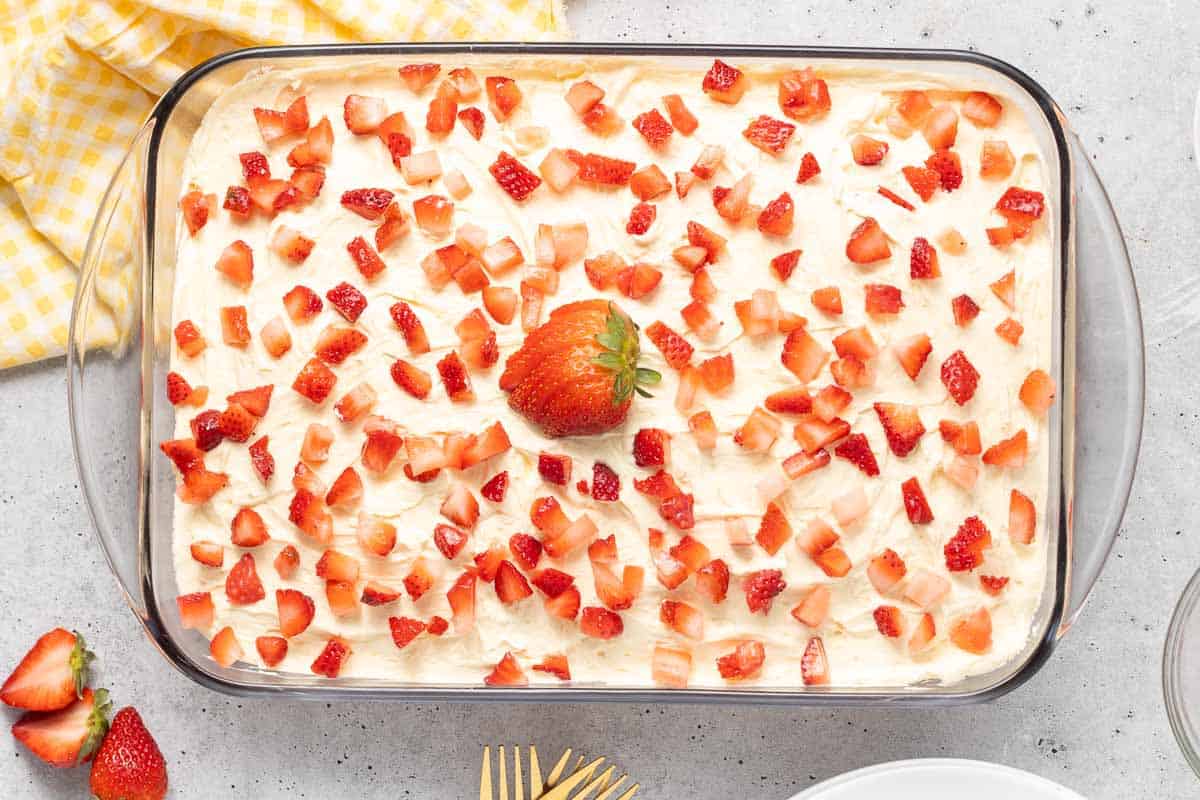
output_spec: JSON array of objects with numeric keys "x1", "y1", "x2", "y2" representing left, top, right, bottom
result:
[{"x1": 0, "y1": 1, "x2": 1196, "y2": 797}]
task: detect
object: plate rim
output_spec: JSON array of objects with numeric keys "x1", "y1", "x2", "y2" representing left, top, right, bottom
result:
[{"x1": 788, "y1": 758, "x2": 1087, "y2": 799}]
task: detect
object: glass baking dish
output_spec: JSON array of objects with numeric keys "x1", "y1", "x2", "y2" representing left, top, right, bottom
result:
[{"x1": 67, "y1": 43, "x2": 1143, "y2": 704}]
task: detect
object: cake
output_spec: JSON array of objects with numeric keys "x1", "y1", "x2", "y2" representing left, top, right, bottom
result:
[{"x1": 162, "y1": 55, "x2": 1057, "y2": 688}]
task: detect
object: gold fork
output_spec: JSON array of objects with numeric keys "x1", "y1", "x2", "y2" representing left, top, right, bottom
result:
[{"x1": 479, "y1": 745, "x2": 638, "y2": 800}]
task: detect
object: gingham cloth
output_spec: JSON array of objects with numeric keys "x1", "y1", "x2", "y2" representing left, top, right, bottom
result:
[{"x1": 0, "y1": 0, "x2": 567, "y2": 368}]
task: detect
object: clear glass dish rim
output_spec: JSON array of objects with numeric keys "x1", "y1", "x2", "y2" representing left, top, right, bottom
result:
[
  {"x1": 1164, "y1": 565, "x2": 1200, "y2": 777},
  {"x1": 74, "y1": 41, "x2": 1087, "y2": 704}
]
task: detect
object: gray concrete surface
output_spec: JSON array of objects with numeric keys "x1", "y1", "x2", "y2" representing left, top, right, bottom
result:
[{"x1": 0, "y1": 1, "x2": 1196, "y2": 796}]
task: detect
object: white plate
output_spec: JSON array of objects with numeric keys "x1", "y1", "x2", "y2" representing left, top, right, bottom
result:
[{"x1": 790, "y1": 759, "x2": 1086, "y2": 799}]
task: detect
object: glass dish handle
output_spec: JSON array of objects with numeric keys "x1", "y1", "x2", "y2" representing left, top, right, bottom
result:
[
  {"x1": 1058, "y1": 133, "x2": 1145, "y2": 638},
  {"x1": 67, "y1": 119, "x2": 155, "y2": 620}
]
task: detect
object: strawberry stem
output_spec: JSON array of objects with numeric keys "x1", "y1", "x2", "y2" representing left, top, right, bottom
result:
[{"x1": 592, "y1": 303, "x2": 661, "y2": 404}]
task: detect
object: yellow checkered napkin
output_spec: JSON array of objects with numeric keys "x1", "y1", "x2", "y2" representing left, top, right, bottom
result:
[{"x1": 0, "y1": 0, "x2": 567, "y2": 369}]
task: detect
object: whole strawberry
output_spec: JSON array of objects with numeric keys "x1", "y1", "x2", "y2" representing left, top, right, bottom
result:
[
  {"x1": 89, "y1": 707, "x2": 168, "y2": 800},
  {"x1": 500, "y1": 300, "x2": 660, "y2": 437}
]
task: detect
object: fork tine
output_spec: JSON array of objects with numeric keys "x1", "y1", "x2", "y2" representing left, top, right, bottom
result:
[
  {"x1": 539, "y1": 757, "x2": 605, "y2": 800},
  {"x1": 480, "y1": 746, "x2": 493, "y2": 800},
  {"x1": 529, "y1": 746, "x2": 544, "y2": 797},
  {"x1": 514, "y1": 745, "x2": 524, "y2": 800},
  {"x1": 573, "y1": 765, "x2": 615, "y2": 799},
  {"x1": 592, "y1": 775, "x2": 627, "y2": 800},
  {"x1": 499, "y1": 746, "x2": 509, "y2": 800},
  {"x1": 614, "y1": 785, "x2": 638, "y2": 800},
  {"x1": 546, "y1": 748, "x2": 573, "y2": 786}
]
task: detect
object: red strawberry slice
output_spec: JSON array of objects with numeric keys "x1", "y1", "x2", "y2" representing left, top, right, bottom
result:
[
  {"x1": 850, "y1": 134, "x2": 888, "y2": 165},
  {"x1": 902, "y1": 165, "x2": 939, "y2": 201},
  {"x1": 346, "y1": 236, "x2": 387, "y2": 280},
  {"x1": 626, "y1": 202, "x2": 656, "y2": 235},
  {"x1": 867, "y1": 548, "x2": 908, "y2": 594},
  {"x1": 495, "y1": 561, "x2": 533, "y2": 604},
  {"x1": 484, "y1": 652, "x2": 528, "y2": 686},
  {"x1": 873, "y1": 606, "x2": 904, "y2": 638},
  {"x1": 399, "y1": 63, "x2": 440, "y2": 92},
  {"x1": 231, "y1": 507, "x2": 269, "y2": 547},
  {"x1": 982, "y1": 429, "x2": 1028, "y2": 468},
  {"x1": 893, "y1": 333, "x2": 932, "y2": 381},
  {"x1": 310, "y1": 637, "x2": 352, "y2": 678},
  {"x1": 276, "y1": 589, "x2": 315, "y2": 637},
  {"x1": 901, "y1": 477, "x2": 934, "y2": 524},
  {"x1": 926, "y1": 149, "x2": 963, "y2": 191},
  {"x1": 834, "y1": 433, "x2": 880, "y2": 476},
  {"x1": 779, "y1": 67, "x2": 830, "y2": 120},
  {"x1": 846, "y1": 217, "x2": 891, "y2": 263},
  {"x1": 810, "y1": 286, "x2": 842, "y2": 315},
  {"x1": 873, "y1": 402, "x2": 925, "y2": 457},
  {"x1": 489, "y1": 151, "x2": 542, "y2": 201},
  {"x1": 910, "y1": 237, "x2": 941, "y2": 279},
  {"x1": 755, "y1": 503, "x2": 793, "y2": 555},
  {"x1": 757, "y1": 192, "x2": 794, "y2": 235},
  {"x1": 177, "y1": 592, "x2": 214, "y2": 630},
  {"x1": 538, "y1": 452, "x2": 572, "y2": 486},
  {"x1": 940, "y1": 350, "x2": 979, "y2": 405},
  {"x1": 564, "y1": 150, "x2": 636, "y2": 185},
  {"x1": 663, "y1": 94, "x2": 698, "y2": 134}
]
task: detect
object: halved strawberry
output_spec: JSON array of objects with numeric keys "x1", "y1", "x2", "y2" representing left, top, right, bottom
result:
[
  {"x1": 177, "y1": 592, "x2": 214, "y2": 630},
  {"x1": 940, "y1": 350, "x2": 979, "y2": 405},
  {"x1": 0, "y1": 629, "x2": 94, "y2": 713},
  {"x1": 579, "y1": 607, "x2": 624, "y2": 639},
  {"x1": 846, "y1": 217, "x2": 890, "y2": 263},
  {"x1": 717, "y1": 640, "x2": 765, "y2": 680},
  {"x1": 702, "y1": 59, "x2": 748, "y2": 103},
  {"x1": 778, "y1": 67, "x2": 830, "y2": 120}
]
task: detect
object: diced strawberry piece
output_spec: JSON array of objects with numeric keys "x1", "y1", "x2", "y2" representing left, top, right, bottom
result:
[
  {"x1": 383, "y1": 616, "x2": 426, "y2": 651},
  {"x1": 380, "y1": 359, "x2": 430, "y2": 402},
  {"x1": 717, "y1": 640, "x2": 765, "y2": 680},
  {"x1": 615, "y1": 262, "x2": 662, "y2": 300},
  {"x1": 272, "y1": 588, "x2": 316, "y2": 638},
  {"x1": 941, "y1": 350, "x2": 979, "y2": 405},
  {"x1": 438, "y1": 482, "x2": 479, "y2": 530},
  {"x1": 846, "y1": 217, "x2": 891, "y2": 264},
  {"x1": 310, "y1": 637, "x2": 352, "y2": 678},
  {"x1": 744, "y1": 569, "x2": 786, "y2": 614},
  {"x1": 650, "y1": 644, "x2": 691, "y2": 689},
  {"x1": 923, "y1": 104, "x2": 959, "y2": 149},
  {"x1": 864, "y1": 283, "x2": 904, "y2": 317},
  {"x1": 632, "y1": 108, "x2": 674, "y2": 147},
  {"x1": 282, "y1": 285, "x2": 322, "y2": 324},
  {"x1": 697, "y1": 353, "x2": 734, "y2": 392},
  {"x1": 340, "y1": 187, "x2": 394, "y2": 221},
  {"x1": 898, "y1": 167, "x2": 938, "y2": 204},
  {"x1": 214, "y1": 240, "x2": 253, "y2": 289},
  {"x1": 186, "y1": 411, "x2": 223, "y2": 453},
  {"x1": 657, "y1": 93, "x2": 697, "y2": 134},
  {"x1": 287, "y1": 488, "x2": 332, "y2": 544},
  {"x1": 253, "y1": 107, "x2": 289, "y2": 143},
  {"x1": 976, "y1": 575, "x2": 1009, "y2": 597},
  {"x1": 926, "y1": 148, "x2": 963, "y2": 191},
  {"x1": 580, "y1": 102, "x2": 623, "y2": 135},
  {"x1": 948, "y1": 294, "x2": 980, "y2": 328},
  {"x1": 659, "y1": 599, "x2": 704, "y2": 640},
  {"x1": 888, "y1": 334, "x2": 931, "y2": 383},
  {"x1": 712, "y1": 173, "x2": 753, "y2": 221},
  {"x1": 762, "y1": 251, "x2": 800, "y2": 286},
  {"x1": 1005, "y1": 488, "x2": 1038, "y2": 547},
  {"x1": 1018, "y1": 368, "x2": 1056, "y2": 419},
  {"x1": 810, "y1": 543, "x2": 849, "y2": 577},
  {"x1": 851, "y1": 134, "x2": 888, "y2": 165},
  {"x1": 536, "y1": 148, "x2": 581, "y2": 194},
  {"x1": 899, "y1": 570, "x2": 949, "y2": 613},
  {"x1": 210, "y1": 626, "x2": 243, "y2": 668},
  {"x1": 411, "y1": 194, "x2": 454, "y2": 236},
  {"x1": 865, "y1": 548, "x2": 906, "y2": 594},
  {"x1": 702, "y1": 58, "x2": 748, "y2": 103},
  {"x1": 639, "y1": 320, "x2": 692, "y2": 371},
  {"x1": 873, "y1": 605, "x2": 904, "y2": 638},
  {"x1": 483, "y1": 75, "x2": 521, "y2": 121},
  {"x1": 344, "y1": 94, "x2": 387, "y2": 134},
  {"x1": 563, "y1": 150, "x2": 635, "y2": 187},
  {"x1": 180, "y1": 190, "x2": 216, "y2": 236},
  {"x1": 533, "y1": 452, "x2": 570, "y2": 486},
  {"x1": 489, "y1": 151, "x2": 542, "y2": 202},
  {"x1": 319, "y1": 282, "x2": 364, "y2": 324},
  {"x1": 430, "y1": 524, "x2": 468, "y2": 561},
  {"x1": 173, "y1": 320, "x2": 206, "y2": 357},
  {"x1": 399, "y1": 63, "x2": 440, "y2": 92},
  {"x1": 950, "y1": 607, "x2": 992, "y2": 654},
  {"x1": 441, "y1": 570, "x2": 476, "y2": 634},
  {"x1": 980, "y1": 140, "x2": 1015, "y2": 179},
  {"x1": 620, "y1": 201, "x2": 656, "y2": 236},
  {"x1": 629, "y1": 165, "x2": 671, "y2": 202},
  {"x1": 291, "y1": 358, "x2": 336, "y2": 405},
  {"x1": 435, "y1": 351, "x2": 473, "y2": 402},
  {"x1": 731, "y1": 406, "x2": 780, "y2": 453},
  {"x1": 963, "y1": 91, "x2": 1003, "y2": 127},
  {"x1": 177, "y1": 591, "x2": 215, "y2": 630},
  {"x1": 345, "y1": 236, "x2": 387, "y2": 281},
  {"x1": 871, "y1": 401, "x2": 925, "y2": 458},
  {"x1": 480, "y1": 651, "x2": 528, "y2": 687},
  {"x1": 802, "y1": 289, "x2": 841, "y2": 321},
  {"x1": 749, "y1": 502, "x2": 790, "y2": 555},
  {"x1": 564, "y1": 79, "x2": 605, "y2": 114},
  {"x1": 832, "y1": 433, "x2": 878, "y2": 476},
  {"x1": 225, "y1": 553, "x2": 265, "y2": 605},
  {"x1": 240, "y1": 151, "x2": 271, "y2": 183},
  {"x1": 798, "y1": 636, "x2": 829, "y2": 685},
  {"x1": 230, "y1": 506, "x2": 269, "y2": 548},
  {"x1": 165, "y1": 371, "x2": 195, "y2": 406},
  {"x1": 190, "y1": 540, "x2": 223, "y2": 567},
  {"x1": 312, "y1": 325, "x2": 366, "y2": 366},
  {"x1": 982, "y1": 429, "x2": 1029, "y2": 468},
  {"x1": 908, "y1": 238, "x2": 942, "y2": 281},
  {"x1": 753, "y1": 192, "x2": 794, "y2": 236},
  {"x1": 793, "y1": 153, "x2": 821, "y2": 185},
  {"x1": 987, "y1": 270, "x2": 1017, "y2": 311},
  {"x1": 995, "y1": 317, "x2": 1024, "y2": 345},
  {"x1": 424, "y1": 80, "x2": 458, "y2": 134},
  {"x1": 314, "y1": 550, "x2": 361, "y2": 586},
  {"x1": 579, "y1": 607, "x2": 624, "y2": 639},
  {"x1": 545, "y1": 513, "x2": 599, "y2": 558},
  {"x1": 780, "y1": 328, "x2": 827, "y2": 382},
  {"x1": 382, "y1": 301, "x2": 428, "y2": 355},
  {"x1": 683, "y1": 222, "x2": 725, "y2": 267},
  {"x1": 493, "y1": 560, "x2": 532, "y2": 605},
  {"x1": 786, "y1": 585, "x2": 829, "y2": 629},
  {"x1": 778, "y1": 67, "x2": 830, "y2": 120},
  {"x1": 223, "y1": 185, "x2": 252, "y2": 219},
  {"x1": 216, "y1": 402, "x2": 256, "y2": 443},
  {"x1": 996, "y1": 186, "x2": 1046, "y2": 222},
  {"x1": 944, "y1": 515, "x2": 992, "y2": 572}
]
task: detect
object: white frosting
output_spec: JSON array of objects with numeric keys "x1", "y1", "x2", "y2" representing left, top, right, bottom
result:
[{"x1": 170, "y1": 57, "x2": 1053, "y2": 688}]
